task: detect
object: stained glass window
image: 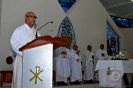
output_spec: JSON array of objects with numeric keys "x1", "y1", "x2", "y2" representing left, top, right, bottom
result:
[
  {"x1": 57, "y1": 16, "x2": 76, "y2": 49},
  {"x1": 58, "y1": 0, "x2": 76, "y2": 13},
  {"x1": 106, "y1": 23, "x2": 119, "y2": 55}
]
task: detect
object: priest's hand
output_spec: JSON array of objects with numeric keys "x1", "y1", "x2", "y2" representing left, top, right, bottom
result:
[
  {"x1": 101, "y1": 53, "x2": 105, "y2": 56},
  {"x1": 76, "y1": 50, "x2": 80, "y2": 55},
  {"x1": 92, "y1": 55, "x2": 94, "y2": 59},
  {"x1": 61, "y1": 51, "x2": 67, "y2": 55},
  {"x1": 76, "y1": 59, "x2": 79, "y2": 62}
]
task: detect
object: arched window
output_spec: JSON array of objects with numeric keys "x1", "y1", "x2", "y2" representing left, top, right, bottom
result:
[{"x1": 106, "y1": 23, "x2": 119, "y2": 55}]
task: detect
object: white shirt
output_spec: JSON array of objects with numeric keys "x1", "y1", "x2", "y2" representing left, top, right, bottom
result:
[
  {"x1": 10, "y1": 23, "x2": 35, "y2": 56},
  {"x1": 96, "y1": 49, "x2": 108, "y2": 60}
]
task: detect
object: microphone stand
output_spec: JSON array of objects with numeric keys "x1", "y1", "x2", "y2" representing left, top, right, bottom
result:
[
  {"x1": 124, "y1": 49, "x2": 133, "y2": 57},
  {"x1": 35, "y1": 21, "x2": 53, "y2": 38}
]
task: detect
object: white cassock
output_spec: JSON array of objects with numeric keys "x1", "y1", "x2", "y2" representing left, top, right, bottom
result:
[
  {"x1": 54, "y1": 46, "x2": 70, "y2": 83},
  {"x1": 83, "y1": 50, "x2": 94, "y2": 80},
  {"x1": 70, "y1": 49, "x2": 82, "y2": 82},
  {"x1": 95, "y1": 49, "x2": 108, "y2": 81},
  {"x1": 10, "y1": 23, "x2": 40, "y2": 88},
  {"x1": 96, "y1": 49, "x2": 108, "y2": 60}
]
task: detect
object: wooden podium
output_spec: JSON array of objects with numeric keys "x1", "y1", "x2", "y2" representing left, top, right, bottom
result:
[{"x1": 19, "y1": 35, "x2": 67, "y2": 88}]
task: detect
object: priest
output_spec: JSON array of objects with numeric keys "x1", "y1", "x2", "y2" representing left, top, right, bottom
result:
[
  {"x1": 10, "y1": 12, "x2": 39, "y2": 88},
  {"x1": 95, "y1": 44, "x2": 108, "y2": 82},
  {"x1": 54, "y1": 46, "x2": 70, "y2": 85},
  {"x1": 83, "y1": 45, "x2": 94, "y2": 83},
  {"x1": 70, "y1": 45, "x2": 82, "y2": 84},
  {"x1": 96, "y1": 44, "x2": 108, "y2": 60}
]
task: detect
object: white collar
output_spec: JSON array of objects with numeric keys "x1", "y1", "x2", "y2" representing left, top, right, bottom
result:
[{"x1": 24, "y1": 23, "x2": 34, "y2": 30}]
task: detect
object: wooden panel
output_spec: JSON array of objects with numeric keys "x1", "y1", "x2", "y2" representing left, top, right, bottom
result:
[
  {"x1": 60, "y1": 36, "x2": 72, "y2": 49},
  {"x1": 0, "y1": 71, "x2": 13, "y2": 87},
  {"x1": 20, "y1": 35, "x2": 68, "y2": 51}
]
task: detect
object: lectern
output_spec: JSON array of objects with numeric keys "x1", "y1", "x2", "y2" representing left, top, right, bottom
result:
[{"x1": 19, "y1": 35, "x2": 66, "y2": 88}]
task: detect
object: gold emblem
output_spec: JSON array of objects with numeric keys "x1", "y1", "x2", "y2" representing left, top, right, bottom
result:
[
  {"x1": 61, "y1": 54, "x2": 66, "y2": 58},
  {"x1": 29, "y1": 66, "x2": 44, "y2": 84}
]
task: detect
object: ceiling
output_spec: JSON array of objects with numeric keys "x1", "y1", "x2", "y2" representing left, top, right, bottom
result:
[{"x1": 99, "y1": 0, "x2": 133, "y2": 19}]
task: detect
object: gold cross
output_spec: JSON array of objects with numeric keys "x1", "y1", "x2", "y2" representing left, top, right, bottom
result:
[{"x1": 29, "y1": 66, "x2": 44, "y2": 84}]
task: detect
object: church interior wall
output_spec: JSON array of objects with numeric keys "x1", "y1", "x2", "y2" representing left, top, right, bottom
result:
[{"x1": 0, "y1": 0, "x2": 130, "y2": 70}]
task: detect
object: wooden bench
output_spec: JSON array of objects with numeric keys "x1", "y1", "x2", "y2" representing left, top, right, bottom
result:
[{"x1": 0, "y1": 71, "x2": 13, "y2": 87}]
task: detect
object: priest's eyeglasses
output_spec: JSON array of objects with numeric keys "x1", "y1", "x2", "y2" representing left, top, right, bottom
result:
[{"x1": 26, "y1": 15, "x2": 37, "y2": 19}]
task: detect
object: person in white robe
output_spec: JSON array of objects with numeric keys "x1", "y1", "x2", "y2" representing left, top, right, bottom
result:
[
  {"x1": 54, "y1": 46, "x2": 70, "y2": 85},
  {"x1": 70, "y1": 45, "x2": 82, "y2": 84},
  {"x1": 95, "y1": 44, "x2": 108, "y2": 82},
  {"x1": 83, "y1": 45, "x2": 95, "y2": 83},
  {"x1": 96, "y1": 44, "x2": 108, "y2": 60},
  {"x1": 10, "y1": 12, "x2": 39, "y2": 88}
]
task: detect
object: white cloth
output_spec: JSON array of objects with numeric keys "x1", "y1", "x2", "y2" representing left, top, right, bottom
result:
[
  {"x1": 108, "y1": 56, "x2": 113, "y2": 60},
  {"x1": 70, "y1": 49, "x2": 82, "y2": 82},
  {"x1": 95, "y1": 60, "x2": 124, "y2": 88},
  {"x1": 83, "y1": 50, "x2": 94, "y2": 80},
  {"x1": 54, "y1": 47, "x2": 70, "y2": 83},
  {"x1": 10, "y1": 49, "x2": 16, "y2": 60},
  {"x1": 10, "y1": 23, "x2": 38, "y2": 88},
  {"x1": 96, "y1": 49, "x2": 108, "y2": 60},
  {"x1": 95, "y1": 49, "x2": 108, "y2": 81}
]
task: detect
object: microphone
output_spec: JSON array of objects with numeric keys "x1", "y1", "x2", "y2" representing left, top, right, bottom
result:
[
  {"x1": 35, "y1": 21, "x2": 53, "y2": 38},
  {"x1": 123, "y1": 49, "x2": 133, "y2": 57}
]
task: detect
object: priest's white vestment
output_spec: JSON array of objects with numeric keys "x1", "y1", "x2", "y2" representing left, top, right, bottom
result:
[
  {"x1": 10, "y1": 23, "x2": 39, "y2": 88},
  {"x1": 83, "y1": 50, "x2": 94, "y2": 80},
  {"x1": 54, "y1": 47, "x2": 70, "y2": 83},
  {"x1": 70, "y1": 49, "x2": 82, "y2": 82},
  {"x1": 96, "y1": 49, "x2": 108, "y2": 60}
]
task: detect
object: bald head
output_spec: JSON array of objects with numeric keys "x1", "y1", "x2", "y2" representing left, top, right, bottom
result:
[
  {"x1": 25, "y1": 12, "x2": 35, "y2": 17},
  {"x1": 25, "y1": 12, "x2": 37, "y2": 28}
]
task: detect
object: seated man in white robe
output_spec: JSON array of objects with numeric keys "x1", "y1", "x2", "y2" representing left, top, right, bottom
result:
[
  {"x1": 54, "y1": 46, "x2": 70, "y2": 86},
  {"x1": 83, "y1": 45, "x2": 95, "y2": 83},
  {"x1": 70, "y1": 45, "x2": 82, "y2": 84},
  {"x1": 10, "y1": 12, "x2": 39, "y2": 88}
]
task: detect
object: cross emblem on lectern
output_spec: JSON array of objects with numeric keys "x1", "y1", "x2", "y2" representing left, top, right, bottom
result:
[{"x1": 29, "y1": 66, "x2": 44, "y2": 84}]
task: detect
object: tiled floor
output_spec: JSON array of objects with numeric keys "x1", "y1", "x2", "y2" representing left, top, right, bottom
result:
[{"x1": 0, "y1": 83, "x2": 127, "y2": 88}]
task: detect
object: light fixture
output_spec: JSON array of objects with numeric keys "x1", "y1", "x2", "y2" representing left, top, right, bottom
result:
[{"x1": 131, "y1": 0, "x2": 133, "y2": 2}]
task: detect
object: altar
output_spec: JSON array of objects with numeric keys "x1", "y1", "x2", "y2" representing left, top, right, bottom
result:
[{"x1": 95, "y1": 60, "x2": 133, "y2": 88}]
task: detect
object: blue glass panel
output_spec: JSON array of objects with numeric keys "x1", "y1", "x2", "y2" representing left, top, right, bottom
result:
[
  {"x1": 130, "y1": 20, "x2": 133, "y2": 28},
  {"x1": 71, "y1": 0, "x2": 76, "y2": 4},
  {"x1": 59, "y1": 0, "x2": 70, "y2": 3},
  {"x1": 57, "y1": 16, "x2": 76, "y2": 49},
  {"x1": 111, "y1": 16, "x2": 117, "y2": 23},
  {"x1": 58, "y1": 0, "x2": 76, "y2": 13},
  {"x1": 60, "y1": 3, "x2": 70, "y2": 13},
  {"x1": 106, "y1": 23, "x2": 119, "y2": 55},
  {"x1": 117, "y1": 18, "x2": 129, "y2": 28}
]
